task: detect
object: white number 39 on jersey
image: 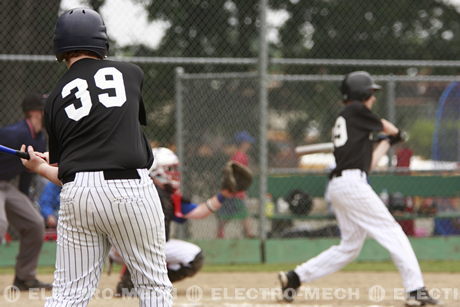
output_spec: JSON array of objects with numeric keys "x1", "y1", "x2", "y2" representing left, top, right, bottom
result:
[
  {"x1": 332, "y1": 116, "x2": 348, "y2": 147},
  {"x1": 62, "y1": 67, "x2": 127, "y2": 121}
]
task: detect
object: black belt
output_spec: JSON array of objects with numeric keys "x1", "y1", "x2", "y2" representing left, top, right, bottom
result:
[
  {"x1": 62, "y1": 169, "x2": 140, "y2": 184},
  {"x1": 328, "y1": 169, "x2": 365, "y2": 180}
]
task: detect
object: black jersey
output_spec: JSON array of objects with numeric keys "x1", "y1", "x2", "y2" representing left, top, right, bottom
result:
[
  {"x1": 45, "y1": 58, "x2": 153, "y2": 180},
  {"x1": 331, "y1": 101, "x2": 383, "y2": 173}
]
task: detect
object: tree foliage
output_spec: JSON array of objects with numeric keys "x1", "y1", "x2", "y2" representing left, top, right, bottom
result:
[
  {"x1": 0, "y1": 1, "x2": 61, "y2": 125},
  {"x1": 270, "y1": 0, "x2": 460, "y2": 62}
]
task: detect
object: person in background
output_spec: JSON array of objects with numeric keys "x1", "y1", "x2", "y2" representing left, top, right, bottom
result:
[
  {"x1": 396, "y1": 145, "x2": 413, "y2": 169},
  {"x1": 216, "y1": 131, "x2": 255, "y2": 238},
  {"x1": 37, "y1": 181, "x2": 62, "y2": 228},
  {"x1": 0, "y1": 93, "x2": 52, "y2": 290},
  {"x1": 433, "y1": 198, "x2": 460, "y2": 236}
]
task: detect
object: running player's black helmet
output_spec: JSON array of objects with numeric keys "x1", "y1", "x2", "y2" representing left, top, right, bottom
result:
[
  {"x1": 53, "y1": 8, "x2": 109, "y2": 62},
  {"x1": 340, "y1": 71, "x2": 381, "y2": 102}
]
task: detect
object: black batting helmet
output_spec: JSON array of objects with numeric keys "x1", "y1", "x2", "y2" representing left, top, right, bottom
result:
[
  {"x1": 340, "y1": 71, "x2": 381, "y2": 102},
  {"x1": 53, "y1": 8, "x2": 109, "y2": 62},
  {"x1": 285, "y1": 189, "x2": 313, "y2": 216}
]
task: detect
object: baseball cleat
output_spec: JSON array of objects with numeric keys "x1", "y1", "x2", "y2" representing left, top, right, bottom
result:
[
  {"x1": 405, "y1": 287, "x2": 442, "y2": 306},
  {"x1": 13, "y1": 276, "x2": 52, "y2": 291},
  {"x1": 278, "y1": 270, "x2": 301, "y2": 303}
]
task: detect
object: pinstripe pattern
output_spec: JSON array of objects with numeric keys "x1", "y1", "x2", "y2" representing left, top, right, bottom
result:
[
  {"x1": 45, "y1": 169, "x2": 172, "y2": 307},
  {"x1": 295, "y1": 169, "x2": 424, "y2": 292}
]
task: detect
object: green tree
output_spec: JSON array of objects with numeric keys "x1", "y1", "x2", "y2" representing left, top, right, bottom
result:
[
  {"x1": 0, "y1": 1, "x2": 61, "y2": 125},
  {"x1": 270, "y1": 0, "x2": 460, "y2": 64}
]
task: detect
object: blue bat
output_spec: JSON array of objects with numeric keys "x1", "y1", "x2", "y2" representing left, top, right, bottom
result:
[{"x1": 0, "y1": 144, "x2": 30, "y2": 160}]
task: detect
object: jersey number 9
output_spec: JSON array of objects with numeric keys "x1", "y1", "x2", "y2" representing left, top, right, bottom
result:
[
  {"x1": 332, "y1": 116, "x2": 348, "y2": 147},
  {"x1": 62, "y1": 67, "x2": 127, "y2": 121}
]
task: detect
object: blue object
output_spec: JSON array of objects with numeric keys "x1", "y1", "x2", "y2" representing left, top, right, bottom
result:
[
  {"x1": 432, "y1": 82, "x2": 460, "y2": 161},
  {"x1": 38, "y1": 182, "x2": 62, "y2": 219},
  {"x1": 235, "y1": 131, "x2": 255, "y2": 144},
  {"x1": 173, "y1": 201, "x2": 198, "y2": 223}
]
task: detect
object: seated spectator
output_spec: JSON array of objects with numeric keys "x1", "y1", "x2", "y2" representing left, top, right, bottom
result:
[
  {"x1": 433, "y1": 198, "x2": 460, "y2": 236},
  {"x1": 388, "y1": 192, "x2": 415, "y2": 236},
  {"x1": 37, "y1": 181, "x2": 62, "y2": 228}
]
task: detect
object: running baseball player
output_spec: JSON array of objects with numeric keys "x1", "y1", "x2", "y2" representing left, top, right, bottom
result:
[
  {"x1": 278, "y1": 71, "x2": 440, "y2": 306},
  {"x1": 21, "y1": 8, "x2": 172, "y2": 306},
  {"x1": 111, "y1": 147, "x2": 252, "y2": 295}
]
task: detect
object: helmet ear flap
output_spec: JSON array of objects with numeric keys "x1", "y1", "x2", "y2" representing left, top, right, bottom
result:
[{"x1": 340, "y1": 75, "x2": 350, "y2": 101}]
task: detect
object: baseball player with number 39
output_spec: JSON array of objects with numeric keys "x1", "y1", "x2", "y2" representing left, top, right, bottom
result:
[
  {"x1": 278, "y1": 71, "x2": 441, "y2": 306},
  {"x1": 21, "y1": 8, "x2": 172, "y2": 306}
]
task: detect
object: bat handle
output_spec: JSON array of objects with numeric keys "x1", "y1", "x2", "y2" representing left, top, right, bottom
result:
[{"x1": 16, "y1": 151, "x2": 30, "y2": 160}]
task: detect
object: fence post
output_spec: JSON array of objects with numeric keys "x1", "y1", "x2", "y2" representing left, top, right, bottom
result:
[
  {"x1": 175, "y1": 67, "x2": 189, "y2": 239},
  {"x1": 258, "y1": 0, "x2": 269, "y2": 263},
  {"x1": 386, "y1": 76, "x2": 396, "y2": 167},
  {"x1": 175, "y1": 67, "x2": 185, "y2": 188}
]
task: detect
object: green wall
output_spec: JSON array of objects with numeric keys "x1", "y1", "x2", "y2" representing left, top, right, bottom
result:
[
  {"x1": 249, "y1": 173, "x2": 460, "y2": 198},
  {"x1": 2, "y1": 237, "x2": 460, "y2": 267}
]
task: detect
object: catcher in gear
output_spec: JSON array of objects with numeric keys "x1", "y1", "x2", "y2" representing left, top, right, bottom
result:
[
  {"x1": 110, "y1": 147, "x2": 252, "y2": 295},
  {"x1": 278, "y1": 71, "x2": 440, "y2": 306}
]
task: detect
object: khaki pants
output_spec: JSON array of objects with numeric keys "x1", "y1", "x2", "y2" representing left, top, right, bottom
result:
[{"x1": 0, "y1": 181, "x2": 45, "y2": 280}]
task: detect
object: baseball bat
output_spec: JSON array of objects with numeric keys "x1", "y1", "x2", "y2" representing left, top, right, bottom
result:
[
  {"x1": 295, "y1": 142, "x2": 334, "y2": 155},
  {"x1": 0, "y1": 144, "x2": 30, "y2": 160}
]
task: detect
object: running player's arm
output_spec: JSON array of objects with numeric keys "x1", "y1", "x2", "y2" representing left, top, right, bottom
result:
[
  {"x1": 370, "y1": 120, "x2": 400, "y2": 170},
  {"x1": 371, "y1": 139, "x2": 390, "y2": 170},
  {"x1": 380, "y1": 119, "x2": 399, "y2": 136},
  {"x1": 20, "y1": 145, "x2": 61, "y2": 186}
]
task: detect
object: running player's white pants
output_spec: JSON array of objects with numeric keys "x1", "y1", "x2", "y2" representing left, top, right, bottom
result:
[
  {"x1": 46, "y1": 169, "x2": 173, "y2": 307},
  {"x1": 294, "y1": 169, "x2": 424, "y2": 292}
]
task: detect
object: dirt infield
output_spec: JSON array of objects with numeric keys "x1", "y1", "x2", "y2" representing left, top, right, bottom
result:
[{"x1": 0, "y1": 271, "x2": 459, "y2": 306}]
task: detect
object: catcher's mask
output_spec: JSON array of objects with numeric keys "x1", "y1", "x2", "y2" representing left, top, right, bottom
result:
[
  {"x1": 53, "y1": 7, "x2": 109, "y2": 62},
  {"x1": 149, "y1": 147, "x2": 180, "y2": 190},
  {"x1": 340, "y1": 71, "x2": 381, "y2": 102}
]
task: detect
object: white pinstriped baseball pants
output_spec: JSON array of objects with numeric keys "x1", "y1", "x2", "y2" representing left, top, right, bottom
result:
[
  {"x1": 294, "y1": 169, "x2": 424, "y2": 292},
  {"x1": 45, "y1": 169, "x2": 172, "y2": 307}
]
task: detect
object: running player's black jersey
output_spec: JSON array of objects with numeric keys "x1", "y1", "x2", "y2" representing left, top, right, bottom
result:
[
  {"x1": 331, "y1": 101, "x2": 383, "y2": 173},
  {"x1": 45, "y1": 58, "x2": 153, "y2": 180}
]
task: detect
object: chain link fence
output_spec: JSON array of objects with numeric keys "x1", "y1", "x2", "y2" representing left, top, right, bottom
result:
[
  {"x1": 1, "y1": 0, "x2": 460, "y2": 243},
  {"x1": 177, "y1": 71, "x2": 460, "y2": 239}
]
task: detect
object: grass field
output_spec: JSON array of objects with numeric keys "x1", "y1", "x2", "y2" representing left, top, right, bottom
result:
[{"x1": 1, "y1": 260, "x2": 460, "y2": 275}]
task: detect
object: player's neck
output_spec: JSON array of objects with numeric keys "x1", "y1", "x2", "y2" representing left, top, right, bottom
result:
[{"x1": 65, "y1": 55, "x2": 100, "y2": 68}]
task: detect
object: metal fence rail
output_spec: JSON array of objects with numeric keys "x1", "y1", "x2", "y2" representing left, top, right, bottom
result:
[
  {"x1": 177, "y1": 70, "x2": 460, "y2": 240},
  {"x1": 2, "y1": 0, "x2": 460, "y2": 244}
]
